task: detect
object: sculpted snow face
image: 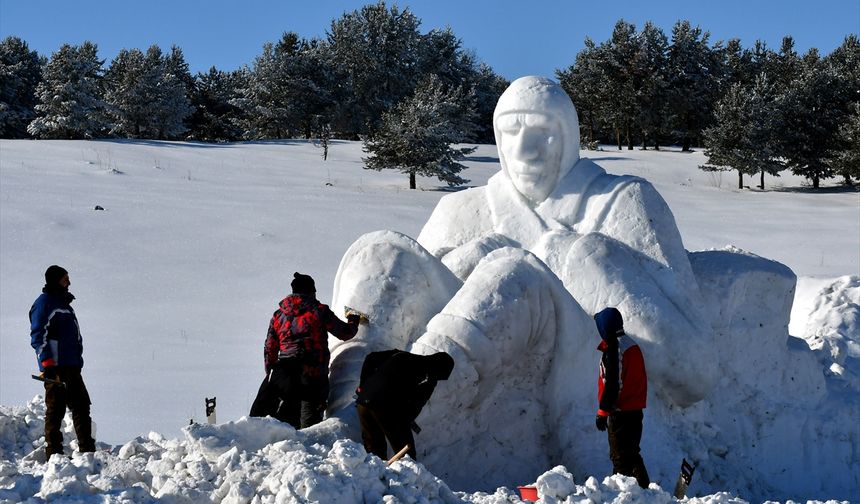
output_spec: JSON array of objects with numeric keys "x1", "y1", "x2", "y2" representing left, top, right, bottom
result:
[
  {"x1": 493, "y1": 76, "x2": 580, "y2": 204},
  {"x1": 329, "y1": 76, "x2": 719, "y2": 489}
]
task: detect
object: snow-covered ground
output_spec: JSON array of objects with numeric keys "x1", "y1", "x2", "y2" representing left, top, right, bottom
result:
[{"x1": 1, "y1": 139, "x2": 858, "y2": 503}]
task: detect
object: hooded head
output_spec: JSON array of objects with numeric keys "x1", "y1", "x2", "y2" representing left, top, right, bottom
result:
[
  {"x1": 493, "y1": 76, "x2": 580, "y2": 204},
  {"x1": 594, "y1": 307, "x2": 625, "y2": 342},
  {"x1": 290, "y1": 272, "x2": 316, "y2": 295},
  {"x1": 426, "y1": 352, "x2": 455, "y2": 380}
]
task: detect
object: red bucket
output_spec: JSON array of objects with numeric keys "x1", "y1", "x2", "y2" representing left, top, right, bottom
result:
[{"x1": 517, "y1": 485, "x2": 538, "y2": 501}]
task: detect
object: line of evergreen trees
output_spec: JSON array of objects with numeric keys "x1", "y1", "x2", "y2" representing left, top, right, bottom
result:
[
  {"x1": 557, "y1": 20, "x2": 859, "y2": 188},
  {"x1": 2, "y1": 8, "x2": 858, "y2": 188},
  {"x1": 0, "y1": 2, "x2": 507, "y2": 147}
]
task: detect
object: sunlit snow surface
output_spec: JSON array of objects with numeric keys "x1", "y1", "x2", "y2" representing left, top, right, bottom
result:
[{"x1": 1, "y1": 139, "x2": 857, "y2": 502}]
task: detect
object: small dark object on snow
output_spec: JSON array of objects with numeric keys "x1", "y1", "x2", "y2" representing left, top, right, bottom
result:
[
  {"x1": 205, "y1": 397, "x2": 217, "y2": 424},
  {"x1": 94, "y1": 205, "x2": 104, "y2": 211},
  {"x1": 673, "y1": 458, "x2": 696, "y2": 498}
]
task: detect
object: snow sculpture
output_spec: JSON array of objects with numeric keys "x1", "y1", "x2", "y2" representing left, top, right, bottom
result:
[{"x1": 328, "y1": 76, "x2": 719, "y2": 487}]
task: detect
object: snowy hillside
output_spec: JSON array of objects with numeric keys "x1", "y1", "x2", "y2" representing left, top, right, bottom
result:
[{"x1": 1, "y1": 139, "x2": 858, "y2": 502}]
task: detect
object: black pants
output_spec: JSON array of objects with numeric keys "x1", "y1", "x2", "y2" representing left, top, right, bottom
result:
[
  {"x1": 44, "y1": 367, "x2": 95, "y2": 457},
  {"x1": 357, "y1": 403, "x2": 416, "y2": 461},
  {"x1": 249, "y1": 359, "x2": 328, "y2": 429},
  {"x1": 607, "y1": 409, "x2": 650, "y2": 488}
]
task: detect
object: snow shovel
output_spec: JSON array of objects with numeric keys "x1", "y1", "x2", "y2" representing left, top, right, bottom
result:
[
  {"x1": 673, "y1": 458, "x2": 696, "y2": 498},
  {"x1": 385, "y1": 444, "x2": 411, "y2": 466},
  {"x1": 31, "y1": 374, "x2": 65, "y2": 388}
]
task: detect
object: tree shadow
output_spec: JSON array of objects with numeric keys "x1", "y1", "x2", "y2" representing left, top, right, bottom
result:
[{"x1": 770, "y1": 184, "x2": 859, "y2": 194}]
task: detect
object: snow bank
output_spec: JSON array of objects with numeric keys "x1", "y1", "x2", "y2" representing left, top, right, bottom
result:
[{"x1": 7, "y1": 398, "x2": 848, "y2": 503}]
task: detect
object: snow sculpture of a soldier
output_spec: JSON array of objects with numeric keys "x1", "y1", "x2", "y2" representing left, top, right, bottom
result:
[{"x1": 327, "y1": 76, "x2": 720, "y2": 487}]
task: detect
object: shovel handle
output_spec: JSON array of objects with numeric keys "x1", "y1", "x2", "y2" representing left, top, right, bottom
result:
[
  {"x1": 31, "y1": 374, "x2": 66, "y2": 387},
  {"x1": 385, "y1": 444, "x2": 411, "y2": 466}
]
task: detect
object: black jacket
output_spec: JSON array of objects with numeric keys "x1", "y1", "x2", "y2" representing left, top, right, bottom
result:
[{"x1": 356, "y1": 350, "x2": 454, "y2": 420}]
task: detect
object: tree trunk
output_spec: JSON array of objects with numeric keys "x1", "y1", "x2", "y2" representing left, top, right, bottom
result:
[
  {"x1": 813, "y1": 173, "x2": 820, "y2": 189},
  {"x1": 759, "y1": 170, "x2": 765, "y2": 190},
  {"x1": 642, "y1": 134, "x2": 647, "y2": 150},
  {"x1": 738, "y1": 170, "x2": 743, "y2": 189},
  {"x1": 409, "y1": 171, "x2": 416, "y2": 190},
  {"x1": 682, "y1": 137, "x2": 691, "y2": 152},
  {"x1": 626, "y1": 125, "x2": 632, "y2": 150},
  {"x1": 616, "y1": 128, "x2": 622, "y2": 150}
]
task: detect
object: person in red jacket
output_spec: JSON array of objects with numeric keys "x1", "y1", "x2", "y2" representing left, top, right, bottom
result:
[
  {"x1": 594, "y1": 307, "x2": 650, "y2": 488},
  {"x1": 250, "y1": 272, "x2": 359, "y2": 429}
]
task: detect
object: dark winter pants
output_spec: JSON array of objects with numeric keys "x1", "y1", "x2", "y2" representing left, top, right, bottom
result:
[
  {"x1": 44, "y1": 367, "x2": 95, "y2": 458},
  {"x1": 357, "y1": 403, "x2": 416, "y2": 461},
  {"x1": 249, "y1": 359, "x2": 328, "y2": 429},
  {"x1": 607, "y1": 409, "x2": 650, "y2": 488}
]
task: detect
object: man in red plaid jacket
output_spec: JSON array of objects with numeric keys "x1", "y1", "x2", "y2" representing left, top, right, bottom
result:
[{"x1": 250, "y1": 272, "x2": 359, "y2": 428}]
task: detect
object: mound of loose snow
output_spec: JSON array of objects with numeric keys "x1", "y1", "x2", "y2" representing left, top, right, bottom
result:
[{"x1": 1, "y1": 398, "x2": 826, "y2": 503}]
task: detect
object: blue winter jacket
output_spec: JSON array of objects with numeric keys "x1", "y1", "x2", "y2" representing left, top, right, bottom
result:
[{"x1": 29, "y1": 289, "x2": 83, "y2": 370}]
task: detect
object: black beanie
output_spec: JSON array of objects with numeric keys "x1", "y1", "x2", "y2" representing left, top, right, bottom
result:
[
  {"x1": 291, "y1": 272, "x2": 316, "y2": 294},
  {"x1": 427, "y1": 352, "x2": 455, "y2": 380},
  {"x1": 44, "y1": 265, "x2": 69, "y2": 286}
]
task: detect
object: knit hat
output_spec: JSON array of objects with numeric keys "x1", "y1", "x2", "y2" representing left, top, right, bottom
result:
[
  {"x1": 426, "y1": 352, "x2": 455, "y2": 380},
  {"x1": 291, "y1": 272, "x2": 316, "y2": 294},
  {"x1": 44, "y1": 265, "x2": 69, "y2": 287}
]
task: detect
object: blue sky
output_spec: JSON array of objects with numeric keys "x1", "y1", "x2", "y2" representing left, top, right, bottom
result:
[{"x1": 1, "y1": 0, "x2": 858, "y2": 80}]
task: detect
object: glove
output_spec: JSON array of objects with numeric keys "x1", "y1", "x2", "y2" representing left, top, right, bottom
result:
[
  {"x1": 347, "y1": 314, "x2": 361, "y2": 325},
  {"x1": 42, "y1": 367, "x2": 57, "y2": 380},
  {"x1": 595, "y1": 415, "x2": 608, "y2": 431}
]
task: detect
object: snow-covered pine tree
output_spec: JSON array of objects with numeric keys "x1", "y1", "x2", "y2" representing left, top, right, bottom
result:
[
  {"x1": 829, "y1": 103, "x2": 860, "y2": 185},
  {"x1": 104, "y1": 48, "x2": 157, "y2": 137},
  {"x1": 27, "y1": 41, "x2": 106, "y2": 139},
  {"x1": 778, "y1": 49, "x2": 844, "y2": 188},
  {"x1": 326, "y1": 1, "x2": 423, "y2": 138},
  {"x1": 188, "y1": 67, "x2": 243, "y2": 142},
  {"x1": 0, "y1": 36, "x2": 42, "y2": 138},
  {"x1": 825, "y1": 34, "x2": 860, "y2": 185},
  {"x1": 557, "y1": 37, "x2": 610, "y2": 149},
  {"x1": 103, "y1": 45, "x2": 192, "y2": 139},
  {"x1": 154, "y1": 45, "x2": 194, "y2": 140},
  {"x1": 701, "y1": 75, "x2": 783, "y2": 189},
  {"x1": 667, "y1": 20, "x2": 719, "y2": 151},
  {"x1": 362, "y1": 75, "x2": 477, "y2": 189},
  {"x1": 470, "y1": 63, "x2": 509, "y2": 144},
  {"x1": 604, "y1": 20, "x2": 639, "y2": 150},
  {"x1": 634, "y1": 22, "x2": 670, "y2": 150}
]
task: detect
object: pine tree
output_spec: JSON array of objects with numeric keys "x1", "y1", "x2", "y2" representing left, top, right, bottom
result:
[
  {"x1": 778, "y1": 49, "x2": 843, "y2": 188},
  {"x1": 326, "y1": 1, "x2": 423, "y2": 138},
  {"x1": 0, "y1": 36, "x2": 42, "y2": 138},
  {"x1": 829, "y1": 103, "x2": 860, "y2": 185},
  {"x1": 104, "y1": 48, "x2": 151, "y2": 137},
  {"x1": 187, "y1": 67, "x2": 243, "y2": 142},
  {"x1": 666, "y1": 21, "x2": 719, "y2": 150},
  {"x1": 634, "y1": 22, "x2": 670, "y2": 150},
  {"x1": 557, "y1": 38, "x2": 610, "y2": 149},
  {"x1": 702, "y1": 75, "x2": 784, "y2": 189},
  {"x1": 363, "y1": 75, "x2": 477, "y2": 189},
  {"x1": 155, "y1": 45, "x2": 194, "y2": 139},
  {"x1": 28, "y1": 42, "x2": 106, "y2": 139},
  {"x1": 470, "y1": 63, "x2": 508, "y2": 143},
  {"x1": 604, "y1": 20, "x2": 639, "y2": 150},
  {"x1": 104, "y1": 45, "x2": 192, "y2": 139},
  {"x1": 825, "y1": 34, "x2": 860, "y2": 184}
]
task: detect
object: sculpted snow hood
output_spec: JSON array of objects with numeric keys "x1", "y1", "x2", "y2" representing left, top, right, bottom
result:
[{"x1": 493, "y1": 76, "x2": 581, "y2": 197}]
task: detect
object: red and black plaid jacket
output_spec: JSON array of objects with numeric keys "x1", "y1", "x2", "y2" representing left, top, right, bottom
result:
[{"x1": 263, "y1": 294, "x2": 358, "y2": 378}]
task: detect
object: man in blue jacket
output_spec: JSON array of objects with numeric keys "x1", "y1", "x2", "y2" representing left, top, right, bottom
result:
[{"x1": 30, "y1": 265, "x2": 95, "y2": 458}]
